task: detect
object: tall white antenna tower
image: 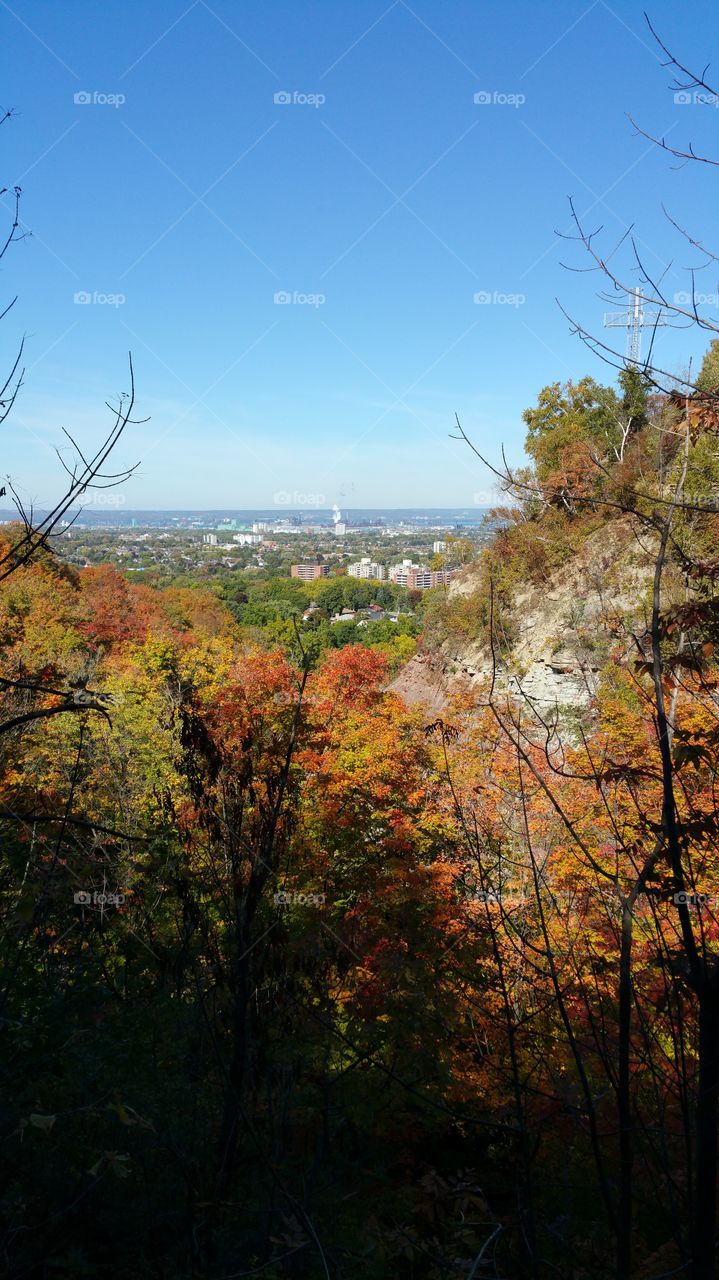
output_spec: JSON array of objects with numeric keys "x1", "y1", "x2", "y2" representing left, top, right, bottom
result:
[{"x1": 603, "y1": 288, "x2": 667, "y2": 365}]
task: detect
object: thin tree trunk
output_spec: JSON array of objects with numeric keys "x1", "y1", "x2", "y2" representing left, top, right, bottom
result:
[
  {"x1": 216, "y1": 941, "x2": 252, "y2": 1197},
  {"x1": 693, "y1": 989, "x2": 719, "y2": 1279},
  {"x1": 617, "y1": 902, "x2": 633, "y2": 1280}
]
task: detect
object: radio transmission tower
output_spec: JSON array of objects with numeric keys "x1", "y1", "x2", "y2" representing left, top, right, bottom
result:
[{"x1": 604, "y1": 288, "x2": 667, "y2": 365}]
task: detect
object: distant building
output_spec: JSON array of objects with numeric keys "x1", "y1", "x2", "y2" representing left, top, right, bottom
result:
[
  {"x1": 347, "y1": 557, "x2": 387, "y2": 580},
  {"x1": 252, "y1": 522, "x2": 271, "y2": 533},
  {"x1": 330, "y1": 608, "x2": 356, "y2": 624},
  {"x1": 432, "y1": 540, "x2": 447, "y2": 553},
  {"x1": 203, "y1": 533, "x2": 218, "y2": 546},
  {"x1": 358, "y1": 605, "x2": 387, "y2": 626},
  {"x1": 388, "y1": 558, "x2": 414, "y2": 585},
  {"x1": 232, "y1": 533, "x2": 262, "y2": 546},
  {"x1": 389, "y1": 559, "x2": 458, "y2": 589},
  {"x1": 334, "y1": 522, "x2": 347, "y2": 536},
  {"x1": 291, "y1": 564, "x2": 329, "y2": 581}
]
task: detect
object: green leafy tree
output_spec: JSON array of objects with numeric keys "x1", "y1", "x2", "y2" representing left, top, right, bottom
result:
[
  {"x1": 522, "y1": 377, "x2": 621, "y2": 511},
  {"x1": 618, "y1": 365, "x2": 649, "y2": 433},
  {"x1": 696, "y1": 338, "x2": 719, "y2": 393}
]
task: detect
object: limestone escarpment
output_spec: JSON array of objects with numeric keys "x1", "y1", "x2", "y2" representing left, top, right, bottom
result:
[{"x1": 391, "y1": 517, "x2": 656, "y2": 715}]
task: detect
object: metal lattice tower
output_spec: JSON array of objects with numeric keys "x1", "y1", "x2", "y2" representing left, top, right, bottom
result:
[{"x1": 603, "y1": 288, "x2": 667, "y2": 365}]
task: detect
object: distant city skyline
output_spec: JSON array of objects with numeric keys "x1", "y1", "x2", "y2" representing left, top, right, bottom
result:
[
  {"x1": 0, "y1": 506, "x2": 492, "y2": 521},
  {"x1": 1, "y1": 0, "x2": 714, "y2": 508}
]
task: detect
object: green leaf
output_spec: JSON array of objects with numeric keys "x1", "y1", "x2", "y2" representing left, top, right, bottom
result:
[{"x1": 28, "y1": 1113, "x2": 56, "y2": 1132}]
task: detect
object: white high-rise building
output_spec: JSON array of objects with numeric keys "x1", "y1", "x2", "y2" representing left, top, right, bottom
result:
[
  {"x1": 388, "y1": 558, "x2": 414, "y2": 585},
  {"x1": 347, "y1": 557, "x2": 387, "y2": 580},
  {"x1": 389, "y1": 559, "x2": 458, "y2": 589}
]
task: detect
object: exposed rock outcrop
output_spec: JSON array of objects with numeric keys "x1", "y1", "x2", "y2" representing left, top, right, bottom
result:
[{"x1": 390, "y1": 516, "x2": 656, "y2": 716}]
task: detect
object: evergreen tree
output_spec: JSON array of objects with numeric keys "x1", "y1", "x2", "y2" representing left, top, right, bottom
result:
[{"x1": 695, "y1": 338, "x2": 719, "y2": 393}]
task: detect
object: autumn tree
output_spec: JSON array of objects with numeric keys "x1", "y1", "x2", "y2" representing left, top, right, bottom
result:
[{"x1": 450, "y1": 20, "x2": 719, "y2": 1272}]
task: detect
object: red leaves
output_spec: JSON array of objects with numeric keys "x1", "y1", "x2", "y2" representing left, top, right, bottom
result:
[
  {"x1": 311, "y1": 645, "x2": 389, "y2": 709},
  {"x1": 79, "y1": 567, "x2": 236, "y2": 650},
  {"x1": 663, "y1": 601, "x2": 719, "y2": 635},
  {"x1": 79, "y1": 566, "x2": 145, "y2": 646}
]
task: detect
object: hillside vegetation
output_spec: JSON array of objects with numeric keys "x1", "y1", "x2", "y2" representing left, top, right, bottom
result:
[
  {"x1": 406, "y1": 363, "x2": 718, "y2": 716},
  {"x1": 2, "y1": 353, "x2": 719, "y2": 1278}
]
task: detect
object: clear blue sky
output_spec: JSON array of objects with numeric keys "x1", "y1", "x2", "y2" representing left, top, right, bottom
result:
[{"x1": 1, "y1": 0, "x2": 717, "y2": 509}]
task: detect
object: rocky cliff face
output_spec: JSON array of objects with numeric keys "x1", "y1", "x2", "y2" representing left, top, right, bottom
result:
[{"x1": 391, "y1": 516, "x2": 656, "y2": 715}]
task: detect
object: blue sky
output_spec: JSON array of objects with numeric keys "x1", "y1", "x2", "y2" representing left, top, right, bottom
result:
[{"x1": 1, "y1": 0, "x2": 717, "y2": 509}]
